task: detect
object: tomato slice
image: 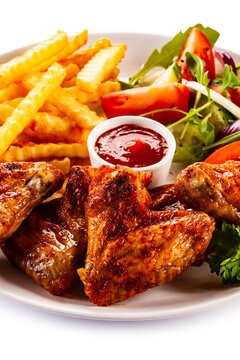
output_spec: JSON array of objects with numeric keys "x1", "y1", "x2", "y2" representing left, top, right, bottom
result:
[
  {"x1": 177, "y1": 27, "x2": 216, "y2": 81},
  {"x1": 204, "y1": 140, "x2": 240, "y2": 164},
  {"x1": 211, "y1": 84, "x2": 240, "y2": 107},
  {"x1": 101, "y1": 83, "x2": 190, "y2": 125}
]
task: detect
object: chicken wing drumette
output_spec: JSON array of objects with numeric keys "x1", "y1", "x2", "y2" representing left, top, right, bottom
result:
[
  {"x1": 2, "y1": 166, "x2": 92, "y2": 295},
  {"x1": 0, "y1": 161, "x2": 64, "y2": 243},
  {"x1": 175, "y1": 160, "x2": 240, "y2": 225}
]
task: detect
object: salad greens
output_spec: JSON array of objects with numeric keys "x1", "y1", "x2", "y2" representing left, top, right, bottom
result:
[
  {"x1": 213, "y1": 64, "x2": 240, "y2": 98},
  {"x1": 119, "y1": 80, "x2": 135, "y2": 90},
  {"x1": 185, "y1": 52, "x2": 210, "y2": 108},
  {"x1": 186, "y1": 52, "x2": 210, "y2": 87},
  {"x1": 207, "y1": 222, "x2": 240, "y2": 286},
  {"x1": 123, "y1": 25, "x2": 240, "y2": 163},
  {"x1": 118, "y1": 25, "x2": 240, "y2": 164},
  {"x1": 169, "y1": 53, "x2": 239, "y2": 162},
  {"x1": 129, "y1": 24, "x2": 219, "y2": 85},
  {"x1": 165, "y1": 52, "x2": 218, "y2": 162},
  {"x1": 167, "y1": 98, "x2": 215, "y2": 162}
]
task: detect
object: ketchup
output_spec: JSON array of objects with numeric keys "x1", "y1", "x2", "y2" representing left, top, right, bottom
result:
[{"x1": 95, "y1": 124, "x2": 168, "y2": 168}]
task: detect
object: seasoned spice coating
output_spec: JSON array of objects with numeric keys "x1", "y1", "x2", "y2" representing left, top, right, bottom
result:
[
  {"x1": 174, "y1": 160, "x2": 240, "y2": 225},
  {"x1": 2, "y1": 166, "x2": 91, "y2": 295},
  {"x1": 78, "y1": 166, "x2": 215, "y2": 306},
  {"x1": 0, "y1": 161, "x2": 64, "y2": 243},
  {"x1": 149, "y1": 184, "x2": 189, "y2": 211}
]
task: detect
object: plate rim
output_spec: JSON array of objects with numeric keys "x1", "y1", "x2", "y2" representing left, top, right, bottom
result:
[{"x1": 1, "y1": 278, "x2": 240, "y2": 321}]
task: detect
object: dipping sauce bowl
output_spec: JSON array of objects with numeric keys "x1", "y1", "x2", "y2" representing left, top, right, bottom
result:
[{"x1": 87, "y1": 116, "x2": 176, "y2": 188}]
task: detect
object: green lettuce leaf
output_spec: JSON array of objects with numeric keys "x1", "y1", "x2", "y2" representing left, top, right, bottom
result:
[
  {"x1": 173, "y1": 143, "x2": 207, "y2": 163},
  {"x1": 129, "y1": 24, "x2": 219, "y2": 84},
  {"x1": 119, "y1": 80, "x2": 135, "y2": 90}
]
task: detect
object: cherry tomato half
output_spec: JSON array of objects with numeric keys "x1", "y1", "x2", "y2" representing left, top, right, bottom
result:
[
  {"x1": 101, "y1": 83, "x2": 190, "y2": 125},
  {"x1": 177, "y1": 27, "x2": 216, "y2": 81}
]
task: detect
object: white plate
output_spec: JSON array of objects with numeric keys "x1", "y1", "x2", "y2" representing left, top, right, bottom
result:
[{"x1": 0, "y1": 32, "x2": 240, "y2": 321}]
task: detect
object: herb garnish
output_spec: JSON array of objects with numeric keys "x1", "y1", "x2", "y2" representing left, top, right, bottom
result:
[
  {"x1": 207, "y1": 222, "x2": 240, "y2": 286},
  {"x1": 213, "y1": 64, "x2": 240, "y2": 98},
  {"x1": 129, "y1": 24, "x2": 219, "y2": 85}
]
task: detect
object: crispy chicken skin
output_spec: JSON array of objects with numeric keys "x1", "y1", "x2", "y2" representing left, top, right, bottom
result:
[
  {"x1": 174, "y1": 160, "x2": 240, "y2": 225},
  {"x1": 149, "y1": 185, "x2": 207, "y2": 266},
  {"x1": 2, "y1": 166, "x2": 91, "y2": 295},
  {"x1": 78, "y1": 166, "x2": 215, "y2": 306},
  {"x1": 83, "y1": 166, "x2": 152, "y2": 271},
  {"x1": 0, "y1": 162, "x2": 64, "y2": 244},
  {"x1": 149, "y1": 184, "x2": 189, "y2": 211}
]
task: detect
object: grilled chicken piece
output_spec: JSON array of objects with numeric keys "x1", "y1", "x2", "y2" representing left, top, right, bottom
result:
[
  {"x1": 149, "y1": 184, "x2": 189, "y2": 211},
  {"x1": 78, "y1": 166, "x2": 215, "y2": 306},
  {"x1": 0, "y1": 162, "x2": 64, "y2": 244},
  {"x1": 174, "y1": 160, "x2": 240, "y2": 225},
  {"x1": 83, "y1": 166, "x2": 152, "y2": 272},
  {"x1": 149, "y1": 184, "x2": 207, "y2": 266},
  {"x1": 2, "y1": 166, "x2": 91, "y2": 295}
]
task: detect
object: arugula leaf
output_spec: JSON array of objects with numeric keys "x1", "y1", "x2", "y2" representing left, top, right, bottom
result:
[
  {"x1": 222, "y1": 64, "x2": 240, "y2": 90},
  {"x1": 185, "y1": 52, "x2": 210, "y2": 107},
  {"x1": 171, "y1": 114, "x2": 214, "y2": 163},
  {"x1": 185, "y1": 52, "x2": 210, "y2": 86},
  {"x1": 129, "y1": 24, "x2": 219, "y2": 84},
  {"x1": 172, "y1": 62, "x2": 182, "y2": 81},
  {"x1": 119, "y1": 80, "x2": 135, "y2": 90},
  {"x1": 204, "y1": 130, "x2": 240, "y2": 150},
  {"x1": 167, "y1": 99, "x2": 215, "y2": 162},
  {"x1": 199, "y1": 111, "x2": 215, "y2": 146},
  {"x1": 213, "y1": 64, "x2": 240, "y2": 98},
  {"x1": 167, "y1": 100, "x2": 213, "y2": 130},
  {"x1": 207, "y1": 222, "x2": 240, "y2": 286},
  {"x1": 186, "y1": 52, "x2": 205, "y2": 83}
]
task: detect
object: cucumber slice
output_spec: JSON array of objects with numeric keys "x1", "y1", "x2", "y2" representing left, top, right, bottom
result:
[
  {"x1": 138, "y1": 63, "x2": 180, "y2": 86},
  {"x1": 152, "y1": 63, "x2": 180, "y2": 86},
  {"x1": 199, "y1": 100, "x2": 234, "y2": 134}
]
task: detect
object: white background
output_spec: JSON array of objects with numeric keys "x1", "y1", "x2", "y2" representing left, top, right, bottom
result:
[{"x1": 0, "y1": 0, "x2": 239, "y2": 359}]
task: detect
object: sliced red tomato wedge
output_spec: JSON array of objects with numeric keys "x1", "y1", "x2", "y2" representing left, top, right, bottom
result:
[
  {"x1": 211, "y1": 84, "x2": 240, "y2": 107},
  {"x1": 204, "y1": 141, "x2": 240, "y2": 164},
  {"x1": 101, "y1": 83, "x2": 190, "y2": 125},
  {"x1": 177, "y1": 27, "x2": 216, "y2": 81}
]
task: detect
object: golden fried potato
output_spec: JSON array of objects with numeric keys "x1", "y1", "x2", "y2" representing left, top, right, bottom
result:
[
  {"x1": 29, "y1": 30, "x2": 88, "y2": 73},
  {"x1": 0, "y1": 29, "x2": 126, "y2": 165},
  {"x1": 76, "y1": 44, "x2": 126, "y2": 93},
  {"x1": 60, "y1": 38, "x2": 111, "y2": 67},
  {"x1": 0, "y1": 31, "x2": 68, "y2": 88},
  {"x1": 2, "y1": 142, "x2": 88, "y2": 161},
  {"x1": 0, "y1": 83, "x2": 27, "y2": 103},
  {"x1": 0, "y1": 63, "x2": 66, "y2": 156}
]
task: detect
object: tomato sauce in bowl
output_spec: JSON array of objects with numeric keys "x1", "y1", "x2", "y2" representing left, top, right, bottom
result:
[
  {"x1": 95, "y1": 124, "x2": 168, "y2": 168},
  {"x1": 87, "y1": 115, "x2": 176, "y2": 188}
]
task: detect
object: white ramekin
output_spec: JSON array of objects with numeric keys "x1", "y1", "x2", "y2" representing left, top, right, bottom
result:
[{"x1": 87, "y1": 116, "x2": 176, "y2": 189}]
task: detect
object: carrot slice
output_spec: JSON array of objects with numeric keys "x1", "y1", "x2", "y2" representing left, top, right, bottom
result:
[{"x1": 204, "y1": 141, "x2": 240, "y2": 164}]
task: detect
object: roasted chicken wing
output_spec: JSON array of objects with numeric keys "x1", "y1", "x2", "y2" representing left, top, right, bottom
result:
[
  {"x1": 2, "y1": 166, "x2": 91, "y2": 295},
  {"x1": 149, "y1": 184, "x2": 189, "y2": 211},
  {"x1": 78, "y1": 166, "x2": 215, "y2": 306},
  {"x1": 0, "y1": 162, "x2": 64, "y2": 243},
  {"x1": 175, "y1": 160, "x2": 240, "y2": 225}
]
